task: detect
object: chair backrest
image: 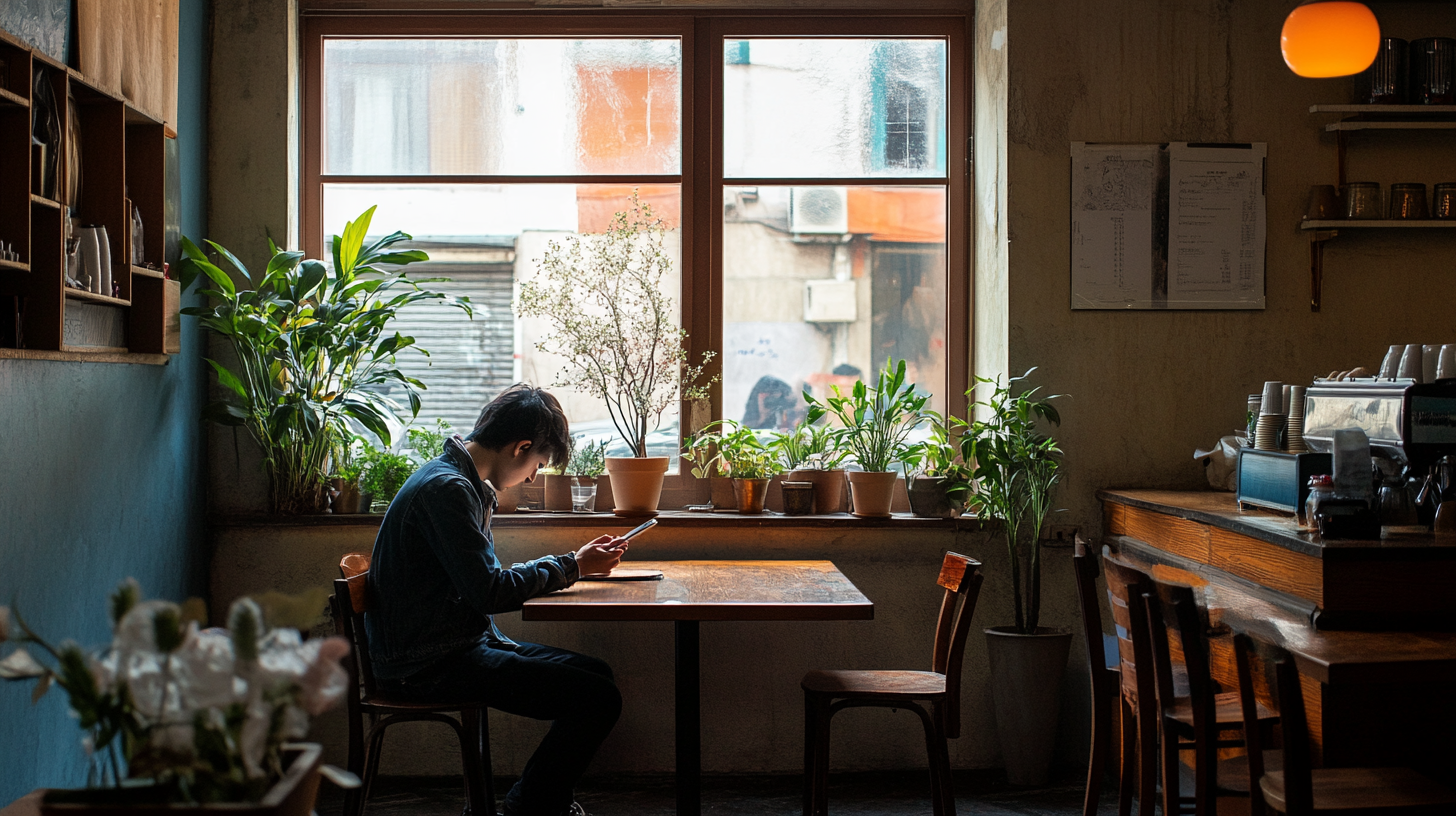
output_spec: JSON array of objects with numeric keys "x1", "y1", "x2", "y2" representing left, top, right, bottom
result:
[
  {"x1": 932, "y1": 552, "x2": 984, "y2": 739},
  {"x1": 1232, "y1": 633, "x2": 1270, "y2": 816},
  {"x1": 1234, "y1": 632, "x2": 1313, "y2": 816},
  {"x1": 1100, "y1": 549, "x2": 1157, "y2": 707},
  {"x1": 1146, "y1": 576, "x2": 1219, "y2": 814},
  {"x1": 1072, "y1": 537, "x2": 1112, "y2": 696},
  {"x1": 333, "y1": 552, "x2": 377, "y2": 701}
]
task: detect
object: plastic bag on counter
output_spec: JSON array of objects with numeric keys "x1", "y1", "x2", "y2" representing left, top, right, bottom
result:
[{"x1": 1194, "y1": 435, "x2": 1246, "y2": 492}]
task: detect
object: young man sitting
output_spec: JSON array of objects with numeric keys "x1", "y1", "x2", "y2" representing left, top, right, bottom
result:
[{"x1": 366, "y1": 384, "x2": 626, "y2": 816}]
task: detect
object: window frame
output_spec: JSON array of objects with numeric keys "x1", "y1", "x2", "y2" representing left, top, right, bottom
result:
[{"x1": 301, "y1": 10, "x2": 970, "y2": 508}]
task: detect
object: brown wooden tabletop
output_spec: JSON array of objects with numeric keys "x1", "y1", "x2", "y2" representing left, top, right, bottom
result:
[{"x1": 521, "y1": 559, "x2": 876, "y2": 622}]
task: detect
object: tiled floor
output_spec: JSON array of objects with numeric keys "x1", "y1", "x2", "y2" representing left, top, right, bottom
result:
[{"x1": 319, "y1": 770, "x2": 1118, "y2": 816}]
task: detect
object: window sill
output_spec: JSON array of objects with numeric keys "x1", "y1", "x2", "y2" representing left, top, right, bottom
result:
[{"x1": 210, "y1": 510, "x2": 987, "y2": 531}]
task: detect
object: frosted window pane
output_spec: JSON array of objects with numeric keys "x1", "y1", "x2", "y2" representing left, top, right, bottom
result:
[
  {"x1": 722, "y1": 185, "x2": 947, "y2": 430},
  {"x1": 324, "y1": 184, "x2": 684, "y2": 467},
  {"x1": 324, "y1": 39, "x2": 681, "y2": 176},
  {"x1": 723, "y1": 39, "x2": 946, "y2": 179}
]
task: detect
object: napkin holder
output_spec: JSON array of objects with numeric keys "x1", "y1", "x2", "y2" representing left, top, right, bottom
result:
[{"x1": 1237, "y1": 448, "x2": 1332, "y2": 515}]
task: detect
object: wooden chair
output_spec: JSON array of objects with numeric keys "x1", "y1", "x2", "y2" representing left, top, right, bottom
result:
[
  {"x1": 332, "y1": 553, "x2": 496, "y2": 816},
  {"x1": 1100, "y1": 552, "x2": 1160, "y2": 816},
  {"x1": 1073, "y1": 537, "x2": 1121, "y2": 816},
  {"x1": 1232, "y1": 632, "x2": 1456, "y2": 816},
  {"x1": 1143, "y1": 576, "x2": 1277, "y2": 816},
  {"x1": 800, "y1": 552, "x2": 984, "y2": 816}
]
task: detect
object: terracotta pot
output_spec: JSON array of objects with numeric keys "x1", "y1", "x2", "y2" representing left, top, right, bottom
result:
[
  {"x1": 908, "y1": 476, "x2": 961, "y2": 518},
  {"x1": 494, "y1": 482, "x2": 521, "y2": 514},
  {"x1": 605, "y1": 456, "x2": 669, "y2": 516},
  {"x1": 595, "y1": 474, "x2": 613, "y2": 511},
  {"x1": 984, "y1": 627, "x2": 1073, "y2": 786},
  {"x1": 846, "y1": 471, "x2": 897, "y2": 517},
  {"x1": 42, "y1": 743, "x2": 323, "y2": 816},
  {"x1": 733, "y1": 477, "x2": 771, "y2": 514},
  {"x1": 710, "y1": 475, "x2": 738, "y2": 510},
  {"x1": 544, "y1": 473, "x2": 573, "y2": 512},
  {"x1": 788, "y1": 468, "x2": 847, "y2": 514},
  {"x1": 330, "y1": 479, "x2": 364, "y2": 514}
]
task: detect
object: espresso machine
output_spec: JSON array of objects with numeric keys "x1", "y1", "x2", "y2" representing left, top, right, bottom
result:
[{"x1": 1302, "y1": 378, "x2": 1456, "y2": 525}]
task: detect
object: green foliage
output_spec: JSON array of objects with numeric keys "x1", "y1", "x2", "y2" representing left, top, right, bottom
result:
[
  {"x1": 176, "y1": 207, "x2": 470, "y2": 514},
  {"x1": 960, "y1": 369, "x2": 1063, "y2": 634},
  {"x1": 516, "y1": 191, "x2": 716, "y2": 457},
  {"x1": 685, "y1": 420, "x2": 779, "y2": 480},
  {"x1": 900, "y1": 410, "x2": 974, "y2": 500},
  {"x1": 568, "y1": 439, "x2": 608, "y2": 478},
  {"x1": 770, "y1": 421, "x2": 849, "y2": 472},
  {"x1": 357, "y1": 439, "x2": 417, "y2": 503},
  {"x1": 408, "y1": 418, "x2": 453, "y2": 462},
  {"x1": 803, "y1": 357, "x2": 929, "y2": 473}
]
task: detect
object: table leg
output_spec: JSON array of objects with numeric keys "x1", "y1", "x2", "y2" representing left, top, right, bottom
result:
[{"x1": 675, "y1": 620, "x2": 701, "y2": 816}]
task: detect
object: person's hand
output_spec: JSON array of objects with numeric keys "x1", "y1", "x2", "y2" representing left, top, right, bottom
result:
[{"x1": 576, "y1": 535, "x2": 627, "y2": 576}]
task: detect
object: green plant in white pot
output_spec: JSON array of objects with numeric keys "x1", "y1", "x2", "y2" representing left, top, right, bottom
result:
[
  {"x1": 516, "y1": 191, "x2": 715, "y2": 516},
  {"x1": 961, "y1": 368, "x2": 1065, "y2": 786},
  {"x1": 804, "y1": 357, "x2": 928, "y2": 517}
]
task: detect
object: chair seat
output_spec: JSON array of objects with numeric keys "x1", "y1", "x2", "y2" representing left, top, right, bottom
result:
[
  {"x1": 1215, "y1": 750, "x2": 1283, "y2": 794},
  {"x1": 1260, "y1": 767, "x2": 1456, "y2": 813},
  {"x1": 801, "y1": 669, "x2": 946, "y2": 698},
  {"x1": 362, "y1": 695, "x2": 485, "y2": 713},
  {"x1": 1168, "y1": 690, "x2": 1275, "y2": 729}
]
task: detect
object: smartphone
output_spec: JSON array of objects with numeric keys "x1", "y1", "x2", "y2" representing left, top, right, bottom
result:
[{"x1": 617, "y1": 518, "x2": 658, "y2": 543}]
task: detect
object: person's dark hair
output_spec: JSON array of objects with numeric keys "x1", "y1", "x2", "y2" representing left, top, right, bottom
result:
[{"x1": 467, "y1": 384, "x2": 571, "y2": 467}]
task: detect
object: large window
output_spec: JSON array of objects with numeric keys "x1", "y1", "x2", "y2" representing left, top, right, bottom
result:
[{"x1": 303, "y1": 13, "x2": 968, "y2": 496}]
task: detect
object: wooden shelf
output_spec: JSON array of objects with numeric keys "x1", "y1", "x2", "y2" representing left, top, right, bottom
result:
[
  {"x1": 0, "y1": 258, "x2": 28, "y2": 273},
  {"x1": 1301, "y1": 219, "x2": 1456, "y2": 229},
  {"x1": 131, "y1": 265, "x2": 164, "y2": 279},
  {"x1": 64, "y1": 288, "x2": 130, "y2": 307},
  {"x1": 1311, "y1": 104, "x2": 1456, "y2": 114},
  {"x1": 1325, "y1": 119, "x2": 1456, "y2": 131},
  {"x1": 30, "y1": 194, "x2": 61, "y2": 210},
  {"x1": 0, "y1": 348, "x2": 168, "y2": 365},
  {"x1": 0, "y1": 87, "x2": 26, "y2": 107}
]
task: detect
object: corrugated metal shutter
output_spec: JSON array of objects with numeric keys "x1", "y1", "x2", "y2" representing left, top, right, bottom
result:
[{"x1": 379, "y1": 262, "x2": 516, "y2": 436}]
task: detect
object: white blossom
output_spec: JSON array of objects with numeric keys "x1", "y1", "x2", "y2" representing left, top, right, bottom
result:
[{"x1": 0, "y1": 648, "x2": 47, "y2": 679}]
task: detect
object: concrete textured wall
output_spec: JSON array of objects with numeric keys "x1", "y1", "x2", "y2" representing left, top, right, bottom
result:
[{"x1": 0, "y1": 1, "x2": 210, "y2": 804}]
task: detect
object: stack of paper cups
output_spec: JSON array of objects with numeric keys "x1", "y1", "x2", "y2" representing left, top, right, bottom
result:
[
  {"x1": 1287, "y1": 386, "x2": 1308, "y2": 453},
  {"x1": 1255, "y1": 381, "x2": 1284, "y2": 451}
]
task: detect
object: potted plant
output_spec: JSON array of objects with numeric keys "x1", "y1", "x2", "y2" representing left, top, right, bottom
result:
[
  {"x1": 804, "y1": 357, "x2": 928, "y2": 517},
  {"x1": 358, "y1": 439, "x2": 417, "y2": 514},
  {"x1": 774, "y1": 422, "x2": 850, "y2": 514},
  {"x1": 568, "y1": 439, "x2": 610, "y2": 511},
  {"x1": 902, "y1": 410, "x2": 972, "y2": 518},
  {"x1": 0, "y1": 581, "x2": 356, "y2": 809},
  {"x1": 516, "y1": 192, "x2": 715, "y2": 516},
  {"x1": 542, "y1": 433, "x2": 573, "y2": 512},
  {"x1": 689, "y1": 420, "x2": 779, "y2": 514},
  {"x1": 178, "y1": 206, "x2": 469, "y2": 514},
  {"x1": 961, "y1": 369, "x2": 1066, "y2": 786},
  {"x1": 329, "y1": 461, "x2": 364, "y2": 515}
]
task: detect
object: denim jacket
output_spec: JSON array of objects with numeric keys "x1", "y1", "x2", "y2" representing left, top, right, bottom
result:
[{"x1": 365, "y1": 436, "x2": 579, "y2": 681}]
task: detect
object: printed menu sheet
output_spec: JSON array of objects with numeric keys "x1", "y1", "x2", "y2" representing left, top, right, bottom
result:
[
  {"x1": 1166, "y1": 142, "x2": 1266, "y2": 309},
  {"x1": 1070, "y1": 142, "x2": 1266, "y2": 310}
]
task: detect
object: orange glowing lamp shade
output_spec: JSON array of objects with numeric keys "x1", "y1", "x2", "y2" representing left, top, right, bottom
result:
[{"x1": 1281, "y1": 1, "x2": 1381, "y2": 78}]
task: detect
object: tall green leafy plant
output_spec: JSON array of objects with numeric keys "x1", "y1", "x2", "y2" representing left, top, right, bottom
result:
[
  {"x1": 803, "y1": 357, "x2": 928, "y2": 472},
  {"x1": 770, "y1": 422, "x2": 849, "y2": 472},
  {"x1": 516, "y1": 191, "x2": 715, "y2": 457},
  {"x1": 961, "y1": 369, "x2": 1063, "y2": 634},
  {"x1": 178, "y1": 207, "x2": 469, "y2": 514}
]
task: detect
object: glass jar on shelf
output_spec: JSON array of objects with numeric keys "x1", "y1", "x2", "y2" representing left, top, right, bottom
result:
[{"x1": 1302, "y1": 474, "x2": 1335, "y2": 532}]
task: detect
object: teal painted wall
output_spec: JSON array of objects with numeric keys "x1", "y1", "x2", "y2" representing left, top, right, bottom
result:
[{"x1": 0, "y1": 1, "x2": 209, "y2": 802}]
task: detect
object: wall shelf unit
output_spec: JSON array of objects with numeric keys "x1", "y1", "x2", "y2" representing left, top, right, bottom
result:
[
  {"x1": 0, "y1": 29, "x2": 176, "y2": 364},
  {"x1": 1303, "y1": 104, "x2": 1456, "y2": 312}
]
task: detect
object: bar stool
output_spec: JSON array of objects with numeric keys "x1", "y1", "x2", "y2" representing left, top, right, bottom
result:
[{"x1": 1233, "y1": 632, "x2": 1456, "y2": 816}]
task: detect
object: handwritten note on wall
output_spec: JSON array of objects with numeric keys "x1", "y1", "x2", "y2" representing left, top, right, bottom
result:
[{"x1": 1070, "y1": 142, "x2": 1265, "y2": 310}]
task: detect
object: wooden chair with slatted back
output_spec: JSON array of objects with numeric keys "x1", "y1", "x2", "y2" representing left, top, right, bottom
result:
[
  {"x1": 1073, "y1": 537, "x2": 1121, "y2": 816},
  {"x1": 332, "y1": 553, "x2": 495, "y2": 816},
  {"x1": 800, "y1": 552, "x2": 984, "y2": 816},
  {"x1": 1232, "y1": 632, "x2": 1456, "y2": 816},
  {"x1": 1100, "y1": 550, "x2": 1160, "y2": 816},
  {"x1": 1143, "y1": 576, "x2": 1273, "y2": 816}
]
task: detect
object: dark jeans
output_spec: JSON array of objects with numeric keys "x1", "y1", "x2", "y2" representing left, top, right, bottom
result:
[{"x1": 384, "y1": 641, "x2": 622, "y2": 816}]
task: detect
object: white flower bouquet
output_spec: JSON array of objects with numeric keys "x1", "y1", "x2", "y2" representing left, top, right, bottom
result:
[{"x1": 0, "y1": 580, "x2": 354, "y2": 803}]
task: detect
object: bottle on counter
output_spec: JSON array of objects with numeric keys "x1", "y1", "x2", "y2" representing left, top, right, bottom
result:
[{"x1": 1302, "y1": 474, "x2": 1335, "y2": 531}]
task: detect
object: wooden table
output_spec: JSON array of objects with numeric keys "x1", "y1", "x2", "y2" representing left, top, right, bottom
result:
[
  {"x1": 1100, "y1": 490, "x2": 1456, "y2": 776},
  {"x1": 522, "y1": 560, "x2": 874, "y2": 816}
]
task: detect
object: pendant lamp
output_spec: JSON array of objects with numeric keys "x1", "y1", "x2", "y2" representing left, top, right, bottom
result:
[{"x1": 1281, "y1": 1, "x2": 1381, "y2": 78}]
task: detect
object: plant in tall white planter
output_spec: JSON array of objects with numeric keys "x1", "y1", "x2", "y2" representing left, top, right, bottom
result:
[
  {"x1": 962, "y1": 368, "x2": 1066, "y2": 786},
  {"x1": 516, "y1": 191, "x2": 715, "y2": 516}
]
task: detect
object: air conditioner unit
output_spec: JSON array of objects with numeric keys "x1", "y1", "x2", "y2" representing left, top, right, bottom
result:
[
  {"x1": 790, "y1": 187, "x2": 849, "y2": 234},
  {"x1": 803, "y1": 279, "x2": 857, "y2": 323}
]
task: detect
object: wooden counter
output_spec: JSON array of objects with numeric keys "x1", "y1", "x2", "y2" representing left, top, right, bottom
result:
[
  {"x1": 1101, "y1": 489, "x2": 1456, "y2": 629},
  {"x1": 1100, "y1": 489, "x2": 1456, "y2": 775}
]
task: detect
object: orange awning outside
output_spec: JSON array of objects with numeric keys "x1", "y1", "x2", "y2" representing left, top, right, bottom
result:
[{"x1": 846, "y1": 187, "x2": 946, "y2": 244}]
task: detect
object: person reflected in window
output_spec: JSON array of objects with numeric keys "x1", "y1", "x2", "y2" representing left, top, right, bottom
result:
[
  {"x1": 742, "y1": 375, "x2": 798, "y2": 430},
  {"x1": 367, "y1": 384, "x2": 626, "y2": 816}
]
